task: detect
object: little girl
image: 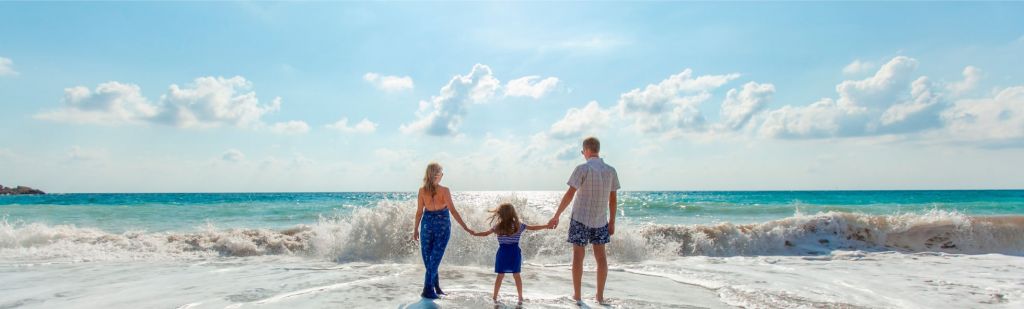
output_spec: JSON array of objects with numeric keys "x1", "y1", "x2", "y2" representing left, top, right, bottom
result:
[{"x1": 471, "y1": 203, "x2": 550, "y2": 304}]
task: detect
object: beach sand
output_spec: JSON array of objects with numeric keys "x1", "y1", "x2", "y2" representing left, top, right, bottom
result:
[{"x1": 3, "y1": 251, "x2": 1021, "y2": 308}]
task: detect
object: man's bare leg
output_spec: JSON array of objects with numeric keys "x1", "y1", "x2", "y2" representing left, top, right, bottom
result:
[
  {"x1": 572, "y1": 245, "x2": 586, "y2": 302},
  {"x1": 593, "y1": 244, "x2": 608, "y2": 303}
]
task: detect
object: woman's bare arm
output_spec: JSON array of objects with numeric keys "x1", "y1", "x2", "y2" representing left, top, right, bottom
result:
[
  {"x1": 444, "y1": 187, "x2": 474, "y2": 233},
  {"x1": 412, "y1": 189, "x2": 425, "y2": 241}
]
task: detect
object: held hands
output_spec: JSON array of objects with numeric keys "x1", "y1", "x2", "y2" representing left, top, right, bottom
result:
[{"x1": 547, "y1": 217, "x2": 559, "y2": 229}]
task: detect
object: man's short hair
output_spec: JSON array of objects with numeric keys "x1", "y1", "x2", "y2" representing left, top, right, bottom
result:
[{"x1": 583, "y1": 137, "x2": 600, "y2": 153}]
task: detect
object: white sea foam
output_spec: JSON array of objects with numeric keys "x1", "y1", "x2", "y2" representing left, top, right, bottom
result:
[{"x1": 2, "y1": 200, "x2": 1023, "y2": 263}]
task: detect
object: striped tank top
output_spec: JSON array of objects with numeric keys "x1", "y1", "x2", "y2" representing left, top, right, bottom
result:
[{"x1": 496, "y1": 223, "x2": 527, "y2": 245}]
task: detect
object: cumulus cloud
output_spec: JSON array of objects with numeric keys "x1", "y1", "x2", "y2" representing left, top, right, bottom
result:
[
  {"x1": 505, "y1": 76, "x2": 560, "y2": 99},
  {"x1": 719, "y1": 82, "x2": 775, "y2": 131},
  {"x1": 549, "y1": 101, "x2": 610, "y2": 139},
  {"x1": 555, "y1": 145, "x2": 580, "y2": 161},
  {"x1": 222, "y1": 149, "x2": 245, "y2": 162},
  {"x1": 946, "y1": 66, "x2": 982, "y2": 96},
  {"x1": 0, "y1": 57, "x2": 17, "y2": 76},
  {"x1": 760, "y1": 56, "x2": 942, "y2": 138},
  {"x1": 35, "y1": 76, "x2": 286, "y2": 130},
  {"x1": 942, "y1": 86, "x2": 1024, "y2": 143},
  {"x1": 877, "y1": 76, "x2": 945, "y2": 133},
  {"x1": 157, "y1": 76, "x2": 281, "y2": 128},
  {"x1": 400, "y1": 64, "x2": 501, "y2": 136},
  {"x1": 325, "y1": 117, "x2": 377, "y2": 134},
  {"x1": 34, "y1": 82, "x2": 159, "y2": 125},
  {"x1": 842, "y1": 59, "x2": 875, "y2": 76},
  {"x1": 616, "y1": 69, "x2": 739, "y2": 133},
  {"x1": 269, "y1": 120, "x2": 310, "y2": 134},
  {"x1": 363, "y1": 72, "x2": 414, "y2": 92}
]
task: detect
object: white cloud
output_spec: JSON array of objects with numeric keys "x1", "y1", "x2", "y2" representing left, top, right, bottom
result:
[
  {"x1": 842, "y1": 59, "x2": 875, "y2": 76},
  {"x1": 877, "y1": 76, "x2": 945, "y2": 133},
  {"x1": 158, "y1": 76, "x2": 281, "y2": 128},
  {"x1": 325, "y1": 117, "x2": 377, "y2": 134},
  {"x1": 942, "y1": 86, "x2": 1024, "y2": 143},
  {"x1": 549, "y1": 101, "x2": 610, "y2": 139},
  {"x1": 760, "y1": 56, "x2": 936, "y2": 138},
  {"x1": 36, "y1": 76, "x2": 284, "y2": 130},
  {"x1": 505, "y1": 76, "x2": 560, "y2": 99},
  {"x1": 363, "y1": 72, "x2": 414, "y2": 92},
  {"x1": 34, "y1": 82, "x2": 159, "y2": 125},
  {"x1": 760, "y1": 98, "x2": 869, "y2": 138},
  {"x1": 719, "y1": 82, "x2": 775, "y2": 131},
  {"x1": 269, "y1": 120, "x2": 310, "y2": 135},
  {"x1": 222, "y1": 149, "x2": 245, "y2": 162},
  {"x1": 555, "y1": 145, "x2": 580, "y2": 161},
  {"x1": 616, "y1": 69, "x2": 739, "y2": 133},
  {"x1": 946, "y1": 66, "x2": 982, "y2": 96},
  {"x1": 0, "y1": 57, "x2": 17, "y2": 76},
  {"x1": 401, "y1": 64, "x2": 501, "y2": 136}
]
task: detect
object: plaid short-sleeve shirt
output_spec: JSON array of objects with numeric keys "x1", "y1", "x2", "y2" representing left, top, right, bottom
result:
[{"x1": 567, "y1": 157, "x2": 621, "y2": 228}]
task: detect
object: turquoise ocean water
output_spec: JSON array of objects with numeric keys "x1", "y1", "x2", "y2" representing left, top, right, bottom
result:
[{"x1": 2, "y1": 190, "x2": 1022, "y2": 232}]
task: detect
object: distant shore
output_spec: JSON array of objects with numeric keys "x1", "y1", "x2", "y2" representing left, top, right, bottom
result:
[{"x1": 0, "y1": 185, "x2": 45, "y2": 195}]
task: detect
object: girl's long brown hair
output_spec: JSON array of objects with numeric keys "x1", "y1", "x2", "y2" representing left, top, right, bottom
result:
[
  {"x1": 488, "y1": 203, "x2": 521, "y2": 236},
  {"x1": 422, "y1": 163, "x2": 442, "y2": 197}
]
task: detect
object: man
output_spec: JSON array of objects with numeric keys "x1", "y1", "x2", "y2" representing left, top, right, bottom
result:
[{"x1": 548, "y1": 136, "x2": 620, "y2": 305}]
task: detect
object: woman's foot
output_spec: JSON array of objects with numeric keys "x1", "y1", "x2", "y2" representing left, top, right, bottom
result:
[
  {"x1": 421, "y1": 285, "x2": 439, "y2": 299},
  {"x1": 433, "y1": 278, "x2": 446, "y2": 295}
]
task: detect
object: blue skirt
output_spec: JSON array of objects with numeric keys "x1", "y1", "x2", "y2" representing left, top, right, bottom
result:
[{"x1": 494, "y1": 243, "x2": 522, "y2": 273}]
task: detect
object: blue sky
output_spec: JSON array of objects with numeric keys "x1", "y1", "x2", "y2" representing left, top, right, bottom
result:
[{"x1": 1, "y1": 2, "x2": 1023, "y2": 192}]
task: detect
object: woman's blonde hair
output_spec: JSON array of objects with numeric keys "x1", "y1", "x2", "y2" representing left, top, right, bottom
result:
[
  {"x1": 488, "y1": 203, "x2": 521, "y2": 236},
  {"x1": 422, "y1": 162, "x2": 443, "y2": 197}
]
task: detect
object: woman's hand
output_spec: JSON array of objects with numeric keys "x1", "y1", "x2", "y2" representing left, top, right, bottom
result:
[{"x1": 412, "y1": 230, "x2": 419, "y2": 241}]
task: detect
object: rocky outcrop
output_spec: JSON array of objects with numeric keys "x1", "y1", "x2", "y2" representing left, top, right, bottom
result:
[{"x1": 0, "y1": 185, "x2": 45, "y2": 195}]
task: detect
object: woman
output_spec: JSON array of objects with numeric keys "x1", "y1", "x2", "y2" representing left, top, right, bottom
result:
[{"x1": 412, "y1": 162, "x2": 472, "y2": 299}]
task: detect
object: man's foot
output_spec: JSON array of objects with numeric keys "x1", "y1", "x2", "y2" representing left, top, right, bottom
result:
[{"x1": 597, "y1": 296, "x2": 610, "y2": 305}]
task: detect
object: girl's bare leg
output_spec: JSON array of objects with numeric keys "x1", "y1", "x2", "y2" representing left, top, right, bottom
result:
[
  {"x1": 493, "y1": 274, "x2": 505, "y2": 302},
  {"x1": 513, "y1": 273, "x2": 523, "y2": 303}
]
